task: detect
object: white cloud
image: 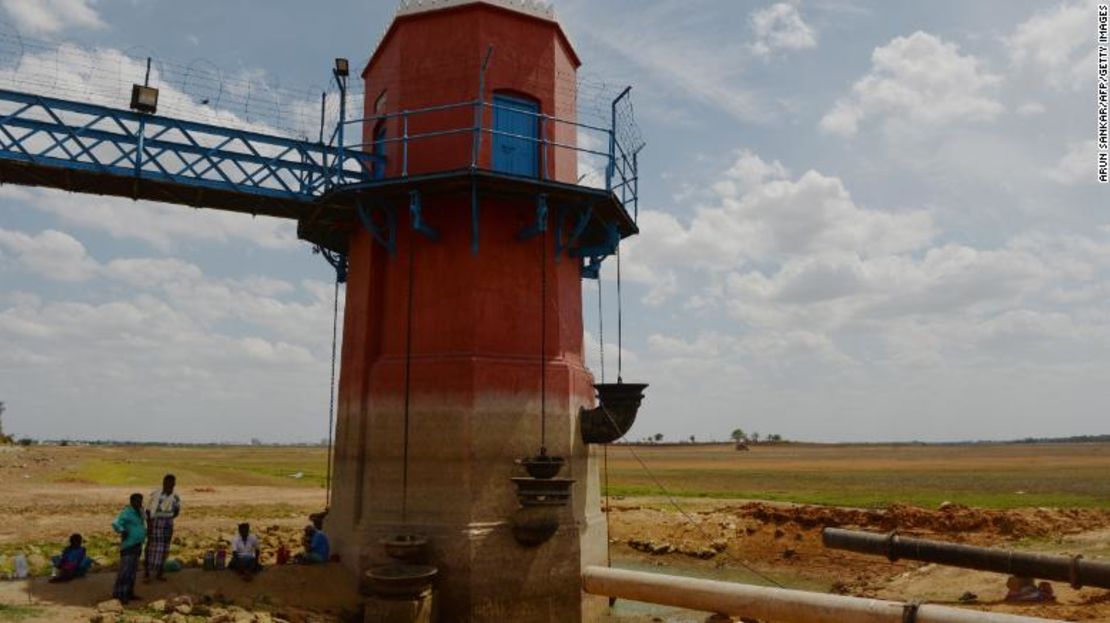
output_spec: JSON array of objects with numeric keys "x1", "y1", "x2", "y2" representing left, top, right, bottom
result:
[
  {"x1": 750, "y1": 3, "x2": 817, "y2": 57},
  {"x1": 0, "y1": 187, "x2": 298, "y2": 251},
  {"x1": 1009, "y1": 1, "x2": 1091, "y2": 90},
  {"x1": 0, "y1": 0, "x2": 104, "y2": 34},
  {"x1": 0, "y1": 226, "x2": 342, "y2": 442},
  {"x1": 710, "y1": 149, "x2": 789, "y2": 197},
  {"x1": 560, "y1": 0, "x2": 776, "y2": 123},
  {"x1": 820, "y1": 31, "x2": 1002, "y2": 137},
  {"x1": 0, "y1": 228, "x2": 98, "y2": 281},
  {"x1": 1015, "y1": 102, "x2": 1045, "y2": 117},
  {"x1": 615, "y1": 145, "x2": 1110, "y2": 421},
  {"x1": 621, "y1": 150, "x2": 935, "y2": 305},
  {"x1": 629, "y1": 217, "x2": 1110, "y2": 440},
  {"x1": 1048, "y1": 141, "x2": 1096, "y2": 185}
]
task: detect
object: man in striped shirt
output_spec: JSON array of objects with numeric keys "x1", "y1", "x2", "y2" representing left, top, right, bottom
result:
[{"x1": 143, "y1": 474, "x2": 180, "y2": 582}]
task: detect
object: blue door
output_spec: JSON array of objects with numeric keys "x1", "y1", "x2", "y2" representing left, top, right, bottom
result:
[
  {"x1": 492, "y1": 94, "x2": 538, "y2": 177},
  {"x1": 372, "y1": 122, "x2": 387, "y2": 180}
]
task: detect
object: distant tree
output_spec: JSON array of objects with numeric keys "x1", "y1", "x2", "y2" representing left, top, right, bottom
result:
[
  {"x1": 689, "y1": 435, "x2": 696, "y2": 443},
  {"x1": 750, "y1": 432, "x2": 760, "y2": 444},
  {"x1": 767, "y1": 434, "x2": 783, "y2": 443},
  {"x1": 251, "y1": 438, "x2": 262, "y2": 446},
  {"x1": 0, "y1": 401, "x2": 5, "y2": 439},
  {"x1": 17, "y1": 438, "x2": 32, "y2": 446},
  {"x1": 730, "y1": 428, "x2": 747, "y2": 442},
  {"x1": 653, "y1": 433, "x2": 664, "y2": 443}
]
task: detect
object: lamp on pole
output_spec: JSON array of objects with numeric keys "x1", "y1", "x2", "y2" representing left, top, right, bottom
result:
[{"x1": 333, "y1": 58, "x2": 349, "y2": 153}]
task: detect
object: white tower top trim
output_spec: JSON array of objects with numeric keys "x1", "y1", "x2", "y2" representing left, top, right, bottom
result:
[{"x1": 396, "y1": 0, "x2": 556, "y2": 21}]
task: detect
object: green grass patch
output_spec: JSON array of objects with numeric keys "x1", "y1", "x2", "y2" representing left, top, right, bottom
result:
[
  {"x1": 605, "y1": 446, "x2": 1110, "y2": 510},
  {"x1": 0, "y1": 606, "x2": 43, "y2": 622},
  {"x1": 604, "y1": 483, "x2": 1110, "y2": 509},
  {"x1": 50, "y1": 447, "x2": 327, "y2": 488}
]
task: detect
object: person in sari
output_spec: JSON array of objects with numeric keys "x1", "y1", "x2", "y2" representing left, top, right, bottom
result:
[
  {"x1": 143, "y1": 474, "x2": 180, "y2": 582},
  {"x1": 49, "y1": 533, "x2": 93, "y2": 583}
]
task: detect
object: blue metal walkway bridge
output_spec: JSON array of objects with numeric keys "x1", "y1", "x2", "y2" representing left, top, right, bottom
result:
[{"x1": 0, "y1": 87, "x2": 375, "y2": 220}]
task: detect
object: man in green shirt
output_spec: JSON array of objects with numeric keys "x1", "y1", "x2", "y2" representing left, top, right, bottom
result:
[{"x1": 111, "y1": 493, "x2": 146, "y2": 603}]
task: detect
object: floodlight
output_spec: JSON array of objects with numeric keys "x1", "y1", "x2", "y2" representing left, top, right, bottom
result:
[
  {"x1": 130, "y1": 84, "x2": 159, "y2": 114},
  {"x1": 334, "y1": 58, "x2": 350, "y2": 78}
]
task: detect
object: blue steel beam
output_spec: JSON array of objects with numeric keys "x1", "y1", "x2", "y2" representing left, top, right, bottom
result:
[{"x1": 0, "y1": 88, "x2": 377, "y2": 210}]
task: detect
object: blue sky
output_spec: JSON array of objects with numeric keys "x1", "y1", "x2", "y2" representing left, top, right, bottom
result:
[{"x1": 0, "y1": 0, "x2": 1106, "y2": 443}]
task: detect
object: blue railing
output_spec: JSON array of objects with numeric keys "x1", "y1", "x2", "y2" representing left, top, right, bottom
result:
[
  {"x1": 0, "y1": 83, "x2": 640, "y2": 224},
  {"x1": 0, "y1": 88, "x2": 375, "y2": 205},
  {"x1": 332, "y1": 92, "x2": 642, "y2": 220}
]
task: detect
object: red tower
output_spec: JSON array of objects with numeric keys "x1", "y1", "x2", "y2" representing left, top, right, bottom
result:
[{"x1": 309, "y1": 2, "x2": 641, "y2": 620}]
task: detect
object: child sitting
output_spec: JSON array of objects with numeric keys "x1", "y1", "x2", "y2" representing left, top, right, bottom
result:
[{"x1": 50, "y1": 534, "x2": 93, "y2": 583}]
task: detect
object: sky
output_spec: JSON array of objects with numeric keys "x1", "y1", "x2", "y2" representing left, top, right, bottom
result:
[{"x1": 0, "y1": 0, "x2": 1107, "y2": 443}]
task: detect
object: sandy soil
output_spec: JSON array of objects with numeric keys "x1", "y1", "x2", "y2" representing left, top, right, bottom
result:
[
  {"x1": 4, "y1": 445, "x2": 1110, "y2": 622},
  {"x1": 0, "y1": 565, "x2": 361, "y2": 622},
  {"x1": 606, "y1": 499, "x2": 1110, "y2": 622}
]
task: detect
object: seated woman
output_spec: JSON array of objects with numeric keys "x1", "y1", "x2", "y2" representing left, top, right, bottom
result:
[
  {"x1": 228, "y1": 523, "x2": 262, "y2": 578},
  {"x1": 50, "y1": 534, "x2": 93, "y2": 583}
]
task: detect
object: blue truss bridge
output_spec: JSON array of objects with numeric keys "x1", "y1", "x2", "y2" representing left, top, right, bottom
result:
[
  {"x1": 0, "y1": 26, "x2": 644, "y2": 274},
  {"x1": 0, "y1": 87, "x2": 375, "y2": 219}
]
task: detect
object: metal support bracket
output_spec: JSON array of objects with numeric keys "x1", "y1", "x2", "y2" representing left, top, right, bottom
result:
[
  {"x1": 581, "y1": 256, "x2": 605, "y2": 279},
  {"x1": 556, "y1": 201, "x2": 594, "y2": 257},
  {"x1": 571, "y1": 222, "x2": 619, "y2": 259},
  {"x1": 573, "y1": 221, "x2": 620, "y2": 280},
  {"x1": 313, "y1": 245, "x2": 349, "y2": 283},
  {"x1": 356, "y1": 198, "x2": 396, "y2": 255},
  {"x1": 409, "y1": 189, "x2": 439, "y2": 240},
  {"x1": 517, "y1": 193, "x2": 548, "y2": 240}
]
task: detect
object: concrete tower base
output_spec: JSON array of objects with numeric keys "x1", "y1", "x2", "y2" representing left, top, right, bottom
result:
[{"x1": 331, "y1": 368, "x2": 609, "y2": 622}]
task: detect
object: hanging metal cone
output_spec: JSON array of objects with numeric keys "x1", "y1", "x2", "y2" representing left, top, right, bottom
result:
[
  {"x1": 521, "y1": 453, "x2": 565, "y2": 479},
  {"x1": 380, "y1": 533, "x2": 430, "y2": 562},
  {"x1": 364, "y1": 563, "x2": 438, "y2": 599},
  {"x1": 580, "y1": 382, "x2": 648, "y2": 444}
]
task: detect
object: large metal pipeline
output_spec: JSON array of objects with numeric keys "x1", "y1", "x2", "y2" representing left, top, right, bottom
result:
[
  {"x1": 582, "y1": 566, "x2": 1063, "y2": 623},
  {"x1": 822, "y1": 528, "x2": 1110, "y2": 589}
]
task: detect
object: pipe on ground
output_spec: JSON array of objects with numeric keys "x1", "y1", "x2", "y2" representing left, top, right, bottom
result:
[
  {"x1": 582, "y1": 566, "x2": 1063, "y2": 623},
  {"x1": 822, "y1": 528, "x2": 1110, "y2": 589}
]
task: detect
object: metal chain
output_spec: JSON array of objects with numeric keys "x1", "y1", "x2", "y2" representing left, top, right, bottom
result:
[
  {"x1": 325, "y1": 276, "x2": 340, "y2": 508},
  {"x1": 604, "y1": 443, "x2": 612, "y2": 567},
  {"x1": 402, "y1": 226, "x2": 416, "y2": 522},
  {"x1": 539, "y1": 224, "x2": 548, "y2": 453},
  {"x1": 598, "y1": 276, "x2": 605, "y2": 384},
  {"x1": 616, "y1": 244, "x2": 623, "y2": 382}
]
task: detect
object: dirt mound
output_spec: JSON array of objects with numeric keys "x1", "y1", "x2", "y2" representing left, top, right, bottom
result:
[
  {"x1": 609, "y1": 501, "x2": 1110, "y2": 621},
  {"x1": 729, "y1": 502, "x2": 1110, "y2": 541}
]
